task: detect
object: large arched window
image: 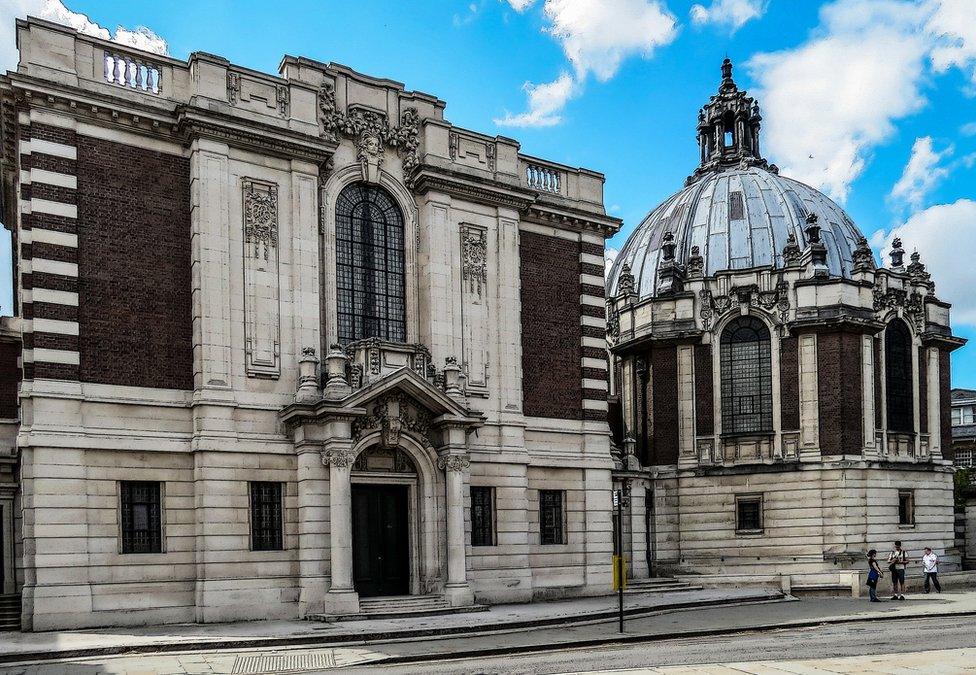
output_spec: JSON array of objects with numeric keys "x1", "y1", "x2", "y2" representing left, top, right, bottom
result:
[
  {"x1": 721, "y1": 316, "x2": 773, "y2": 434},
  {"x1": 885, "y1": 319, "x2": 914, "y2": 433},
  {"x1": 335, "y1": 183, "x2": 406, "y2": 344}
]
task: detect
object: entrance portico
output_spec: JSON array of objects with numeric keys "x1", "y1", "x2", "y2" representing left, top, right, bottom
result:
[{"x1": 281, "y1": 341, "x2": 483, "y2": 617}]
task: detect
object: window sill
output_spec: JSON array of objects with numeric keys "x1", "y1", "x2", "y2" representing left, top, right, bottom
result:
[
  {"x1": 720, "y1": 432, "x2": 775, "y2": 440},
  {"x1": 735, "y1": 529, "x2": 764, "y2": 537}
]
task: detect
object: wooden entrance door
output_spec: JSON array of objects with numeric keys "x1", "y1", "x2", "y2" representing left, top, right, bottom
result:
[{"x1": 351, "y1": 484, "x2": 410, "y2": 597}]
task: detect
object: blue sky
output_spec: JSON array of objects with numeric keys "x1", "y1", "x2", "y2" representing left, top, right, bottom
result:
[{"x1": 1, "y1": 0, "x2": 974, "y2": 386}]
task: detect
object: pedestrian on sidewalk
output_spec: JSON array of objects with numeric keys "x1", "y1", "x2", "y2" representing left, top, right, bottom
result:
[
  {"x1": 887, "y1": 541, "x2": 908, "y2": 601},
  {"x1": 922, "y1": 547, "x2": 942, "y2": 594},
  {"x1": 866, "y1": 549, "x2": 884, "y2": 602}
]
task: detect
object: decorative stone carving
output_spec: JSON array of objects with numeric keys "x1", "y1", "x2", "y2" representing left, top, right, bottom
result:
[
  {"x1": 243, "y1": 179, "x2": 278, "y2": 261},
  {"x1": 296, "y1": 347, "x2": 320, "y2": 404},
  {"x1": 852, "y1": 235, "x2": 875, "y2": 273},
  {"x1": 782, "y1": 231, "x2": 801, "y2": 266},
  {"x1": 890, "y1": 237, "x2": 905, "y2": 270},
  {"x1": 617, "y1": 263, "x2": 635, "y2": 299},
  {"x1": 276, "y1": 84, "x2": 289, "y2": 117},
  {"x1": 227, "y1": 72, "x2": 241, "y2": 105},
  {"x1": 699, "y1": 288, "x2": 714, "y2": 330},
  {"x1": 687, "y1": 245, "x2": 704, "y2": 278},
  {"x1": 353, "y1": 393, "x2": 433, "y2": 449},
  {"x1": 437, "y1": 454, "x2": 470, "y2": 472},
  {"x1": 460, "y1": 224, "x2": 487, "y2": 295},
  {"x1": 873, "y1": 282, "x2": 926, "y2": 332},
  {"x1": 317, "y1": 80, "x2": 422, "y2": 178},
  {"x1": 242, "y1": 178, "x2": 280, "y2": 378},
  {"x1": 322, "y1": 448, "x2": 354, "y2": 468}
]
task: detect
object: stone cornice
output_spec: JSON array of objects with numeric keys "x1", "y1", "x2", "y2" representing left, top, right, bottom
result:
[
  {"x1": 522, "y1": 203, "x2": 622, "y2": 238},
  {"x1": 176, "y1": 108, "x2": 334, "y2": 163},
  {"x1": 410, "y1": 167, "x2": 536, "y2": 210}
]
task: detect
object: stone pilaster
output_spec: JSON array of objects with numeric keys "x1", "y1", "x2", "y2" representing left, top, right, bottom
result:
[
  {"x1": 438, "y1": 428, "x2": 473, "y2": 607},
  {"x1": 322, "y1": 444, "x2": 359, "y2": 615}
]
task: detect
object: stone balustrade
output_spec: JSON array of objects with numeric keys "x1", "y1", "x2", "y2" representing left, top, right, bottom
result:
[{"x1": 103, "y1": 50, "x2": 162, "y2": 94}]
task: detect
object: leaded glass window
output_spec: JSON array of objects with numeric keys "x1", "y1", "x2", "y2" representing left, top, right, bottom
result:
[
  {"x1": 335, "y1": 183, "x2": 406, "y2": 344},
  {"x1": 120, "y1": 481, "x2": 162, "y2": 554},
  {"x1": 885, "y1": 319, "x2": 914, "y2": 433},
  {"x1": 540, "y1": 490, "x2": 564, "y2": 545},
  {"x1": 250, "y1": 481, "x2": 283, "y2": 551},
  {"x1": 720, "y1": 316, "x2": 773, "y2": 434},
  {"x1": 471, "y1": 486, "x2": 495, "y2": 547}
]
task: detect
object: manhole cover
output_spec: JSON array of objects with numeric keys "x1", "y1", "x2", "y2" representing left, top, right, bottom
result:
[{"x1": 233, "y1": 650, "x2": 337, "y2": 673}]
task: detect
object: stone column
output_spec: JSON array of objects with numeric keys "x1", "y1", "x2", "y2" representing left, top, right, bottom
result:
[
  {"x1": 438, "y1": 431, "x2": 473, "y2": 607},
  {"x1": 296, "y1": 443, "x2": 329, "y2": 617},
  {"x1": 323, "y1": 444, "x2": 359, "y2": 615}
]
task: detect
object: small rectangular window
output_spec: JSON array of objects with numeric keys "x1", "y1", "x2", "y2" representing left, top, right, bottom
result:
[
  {"x1": 471, "y1": 486, "x2": 495, "y2": 547},
  {"x1": 250, "y1": 482, "x2": 284, "y2": 551},
  {"x1": 120, "y1": 481, "x2": 162, "y2": 554},
  {"x1": 954, "y1": 448, "x2": 972, "y2": 467},
  {"x1": 898, "y1": 490, "x2": 915, "y2": 527},
  {"x1": 540, "y1": 490, "x2": 565, "y2": 545},
  {"x1": 729, "y1": 191, "x2": 745, "y2": 220},
  {"x1": 735, "y1": 495, "x2": 763, "y2": 534}
]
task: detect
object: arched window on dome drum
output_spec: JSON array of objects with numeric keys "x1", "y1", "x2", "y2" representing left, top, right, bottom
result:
[
  {"x1": 335, "y1": 183, "x2": 406, "y2": 345},
  {"x1": 720, "y1": 316, "x2": 773, "y2": 435},
  {"x1": 885, "y1": 319, "x2": 914, "y2": 433}
]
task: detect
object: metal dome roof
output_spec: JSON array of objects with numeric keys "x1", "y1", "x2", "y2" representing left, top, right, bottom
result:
[
  {"x1": 606, "y1": 166, "x2": 867, "y2": 299},
  {"x1": 607, "y1": 59, "x2": 868, "y2": 300}
]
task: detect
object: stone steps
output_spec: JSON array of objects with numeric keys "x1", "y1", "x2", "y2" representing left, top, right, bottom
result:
[
  {"x1": 623, "y1": 577, "x2": 702, "y2": 594},
  {"x1": 0, "y1": 594, "x2": 21, "y2": 632},
  {"x1": 309, "y1": 594, "x2": 489, "y2": 623}
]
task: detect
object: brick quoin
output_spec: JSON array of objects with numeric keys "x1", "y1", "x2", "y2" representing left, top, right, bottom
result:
[
  {"x1": 519, "y1": 231, "x2": 582, "y2": 419},
  {"x1": 817, "y1": 332, "x2": 863, "y2": 456},
  {"x1": 76, "y1": 136, "x2": 193, "y2": 390},
  {"x1": 0, "y1": 342, "x2": 21, "y2": 419}
]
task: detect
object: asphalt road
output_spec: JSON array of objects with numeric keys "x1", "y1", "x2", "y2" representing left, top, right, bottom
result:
[{"x1": 344, "y1": 615, "x2": 976, "y2": 674}]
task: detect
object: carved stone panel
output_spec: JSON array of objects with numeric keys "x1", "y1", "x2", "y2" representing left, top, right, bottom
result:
[
  {"x1": 242, "y1": 178, "x2": 281, "y2": 378},
  {"x1": 460, "y1": 223, "x2": 489, "y2": 393}
]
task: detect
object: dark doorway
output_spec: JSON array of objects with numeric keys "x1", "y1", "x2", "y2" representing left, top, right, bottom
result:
[
  {"x1": 352, "y1": 484, "x2": 410, "y2": 597},
  {"x1": 645, "y1": 488, "x2": 656, "y2": 577}
]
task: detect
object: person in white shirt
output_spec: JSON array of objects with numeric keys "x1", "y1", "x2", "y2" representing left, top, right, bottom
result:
[{"x1": 922, "y1": 547, "x2": 942, "y2": 593}]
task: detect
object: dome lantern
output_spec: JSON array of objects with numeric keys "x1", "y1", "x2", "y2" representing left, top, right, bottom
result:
[{"x1": 690, "y1": 59, "x2": 769, "y2": 186}]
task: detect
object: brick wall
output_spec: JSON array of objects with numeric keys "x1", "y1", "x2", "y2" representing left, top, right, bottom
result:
[
  {"x1": 519, "y1": 231, "x2": 582, "y2": 419},
  {"x1": 76, "y1": 136, "x2": 193, "y2": 389},
  {"x1": 694, "y1": 344, "x2": 713, "y2": 435},
  {"x1": 651, "y1": 345, "x2": 679, "y2": 465},
  {"x1": 0, "y1": 341, "x2": 21, "y2": 419},
  {"x1": 918, "y1": 346, "x2": 928, "y2": 434},
  {"x1": 779, "y1": 336, "x2": 800, "y2": 430},
  {"x1": 817, "y1": 332, "x2": 863, "y2": 456},
  {"x1": 873, "y1": 337, "x2": 883, "y2": 430}
]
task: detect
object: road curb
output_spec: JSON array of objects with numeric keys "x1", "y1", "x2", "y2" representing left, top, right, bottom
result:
[
  {"x1": 0, "y1": 593, "x2": 783, "y2": 665},
  {"x1": 368, "y1": 606, "x2": 976, "y2": 667}
]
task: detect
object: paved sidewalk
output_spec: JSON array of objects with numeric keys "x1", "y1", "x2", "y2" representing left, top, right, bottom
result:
[
  {"x1": 577, "y1": 647, "x2": 976, "y2": 674},
  {"x1": 0, "y1": 588, "x2": 781, "y2": 662}
]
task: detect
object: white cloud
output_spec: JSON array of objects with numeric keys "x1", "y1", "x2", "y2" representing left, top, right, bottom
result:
[
  {"x1": 690, "y1": 0, "x2": 768, "y2": 33},
  {"x1": 605, "y1": 247, "x2": 620, "y2": 278},
  {"x1": 962, "y1": 122, "x2": 976, "y2": 136},
  {"x1": 927, "y1": 0, "x2": 976, "y2": 87},
  {"x1": 870, "y1": 199, "x2": 976, "y2": 324},
  {"x1": 495, "y1": 71, "x2": 576, "y2": 127},
  {"x1": 889, "y1": 136, "x2": 953, "y2": 209},
  {"x1": 498, "y1": 0, "x2": 678, "y2": 127},
  {"x1": 747, "y1": 0, "x2": 976, "y2": 204},
  {"x1": 504, "y1": 0, "x2": 537, "y2": 11},
  {"x1": 1, "y1": 0, "x2": 168, "y2": 72}
]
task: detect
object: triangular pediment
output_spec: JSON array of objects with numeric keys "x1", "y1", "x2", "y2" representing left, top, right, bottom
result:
[{"x1": 342, "y1": 366, "x2": 474, "y2": 420}]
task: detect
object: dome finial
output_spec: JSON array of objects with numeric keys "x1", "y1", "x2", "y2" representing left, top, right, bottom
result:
[{"x1": 721, "y1": 58, "x2": 733, "y2": 83}]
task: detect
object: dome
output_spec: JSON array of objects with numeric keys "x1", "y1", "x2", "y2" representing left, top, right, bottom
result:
[
  {"x1": 606, "y1": 166, "x2": 866, "y2": 299},
  {"x1": 607, "y1": 59, "x2": 868, "y2": 300}
]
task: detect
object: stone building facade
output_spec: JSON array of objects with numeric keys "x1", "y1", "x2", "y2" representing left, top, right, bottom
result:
[
  {"x1": 605, "y1": 61, "x2": 964, "y2": 580},
  {"x1": 0, "y1": 18, "x2": 619, "y2": 630}
]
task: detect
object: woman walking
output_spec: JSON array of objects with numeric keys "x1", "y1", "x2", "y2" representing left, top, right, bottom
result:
[{"x1": 867, "y1": 549, "x2": 884, "y2": 602}]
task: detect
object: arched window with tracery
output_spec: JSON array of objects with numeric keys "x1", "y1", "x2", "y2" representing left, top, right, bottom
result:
[
  {"x1": 885, "y1": 319, "x2": 914, "y2": 433},
  {"x1": 720, "y1": 316, "x2": 773, "y2": 434},
  {"x1": 335, "y1": 183, "x2": 406, "y2": 344}
]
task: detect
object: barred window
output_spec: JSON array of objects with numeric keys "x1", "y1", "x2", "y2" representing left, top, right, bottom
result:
[
  {"x1": 471, "y1": 486, "x2": 495, "y2": 547},
  {"x1": 250, "y1": 481, "x2": 283, "y2": 551},
  {"x1": 335, "y1": 183, "x2": 406, "y2": 344},
  {"x1": 720, "y1": 316, "x2": 773, "y2": 434},
  {"x1": 954, "y1": 447, "x2": 974, "y2": 467},
  {"x1": 120, "y1": 481, "x2": 162, "y2": 554},
  {"x1": 885, "y1": 320, "x2": 914, "y2": 433},
  {"x1": 735, "y1": 495, "x2": 763, "y2": 533},
  {"x1": 539, "y1": 490, "x2": 564, "y2": 545}
]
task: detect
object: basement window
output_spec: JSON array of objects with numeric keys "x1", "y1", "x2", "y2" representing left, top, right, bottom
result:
[
  {"x1": 735, "y1": 495, "x2": 763, "y2": 534},
  {"x1": 898, "y1": 490, "x2": 915, "y2": 527}
]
